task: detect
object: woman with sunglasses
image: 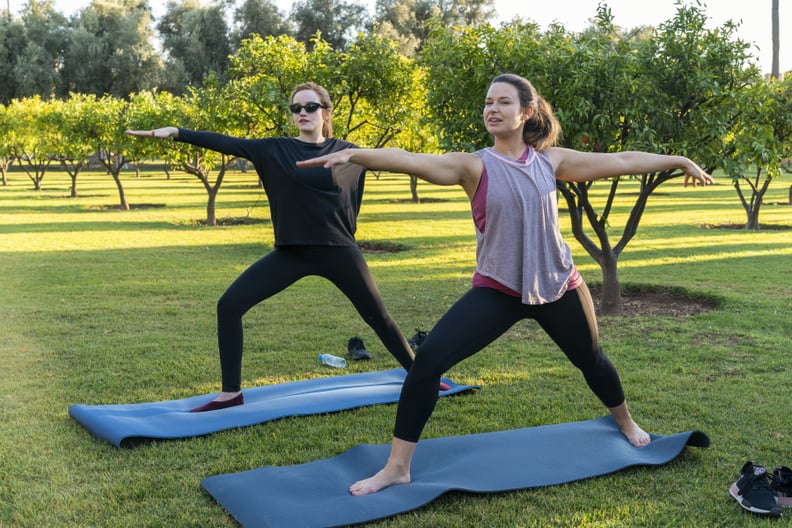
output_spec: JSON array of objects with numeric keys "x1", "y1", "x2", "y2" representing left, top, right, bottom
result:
[
  {"x1": 298, "y1": 73, "x2": 714, "y2": 495},
  {"x1": 127, "y1": 82, "x2": 419, "y2": 412}
]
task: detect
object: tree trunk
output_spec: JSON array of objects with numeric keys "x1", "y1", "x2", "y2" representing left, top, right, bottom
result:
[
  {"x1": 745, "y1": 210, "x2": 760, "y2": 230},
  {"x1": 70, "y1": 174, "x2": 78, "y2": 198},
  {"x1": 410, "y1": 175, "x2": 420, "y2": 203},
  {"x1": 788, "y1": 185, "x2": 791, "y2": 205},
  {"x1": 206, "y1": 191, "x2": 217, "y2": 226},
  {"x1": 112, "y1": 172, "x2": 130, "y2": 210},
  {"x1": 599, "y1": 252, "x2": 623, "y2": 315}
]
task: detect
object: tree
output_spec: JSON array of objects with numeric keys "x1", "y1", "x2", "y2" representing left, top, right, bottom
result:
[
  {"x1": 329, "y1": 32, "x2": 423, "y2": 146},
  {"x1": 289, "y1": 0, "x2": 369, "y2": 50},
  {"x1": 61, "y1": 0, "x2": 162, "y2": 98},
  {"x1": 373, "y1": 0, "x2": 494, "y2": 56},
  {"x1": 51, "y1": 94, "x2": 102, "y2": 197},
  {"x1": 0, "y1": 15, "x2": 27, "y2": 104},
  {"x1": 330, "y1": 32, "x2": 434, "y2": 200},
  {"x1": 134, "y1": 85, "x2": 245, "y2": 226},
  {"x1": 158, "y1": 0, "x2": 232, "y2": 93},
  {"x1": 4, "y1": 96, "x2": 59, "y2": 191},
  {"x1": 14, "y1": 0, "x2": 67, "y2": 99},
  {"x1": 81, "y1": 95, "x2": 136, "y2": 209},
  {"x1": 723, "y1": 75, "x2": 792, "y2": 229},
  {"x1": 231, "y1": 0, "x2": 291, "y2": 48},
  {"x1": 555, "y1": 6, "x2": 754, "y2": 313}
]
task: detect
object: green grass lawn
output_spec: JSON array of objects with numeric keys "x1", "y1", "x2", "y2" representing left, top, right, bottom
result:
[{"x1": 1, "y1": 166, "x2": 790, "y2": 527}]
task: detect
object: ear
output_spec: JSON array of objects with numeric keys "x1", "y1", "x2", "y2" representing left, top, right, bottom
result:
[{"x1": 523, "y1": 105, "x2": 535, "y2": 121}]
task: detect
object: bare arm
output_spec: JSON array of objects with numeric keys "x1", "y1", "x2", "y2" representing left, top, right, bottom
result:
[
  {"x1": 125, "y1": 127, "x2": 179, "y2": 139},
  {"x1": 547, "y1": 147, "x2": 713, "y2": 186},
  {"x1": 297, "y1": 148, "x2": 483, "y2": 198}
]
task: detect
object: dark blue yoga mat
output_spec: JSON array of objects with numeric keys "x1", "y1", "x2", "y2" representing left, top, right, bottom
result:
[
  {"x1": 68, "y1": 369, "x2": 477, "y2": 447},
  {"x1": 201, "y1": 415, "x2": 709, "y2": 528}
]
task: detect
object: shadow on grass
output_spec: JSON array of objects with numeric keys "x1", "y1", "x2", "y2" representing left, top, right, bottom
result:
[{"x1": 588, "y1": 283, "x2": 723, "y2": 318}]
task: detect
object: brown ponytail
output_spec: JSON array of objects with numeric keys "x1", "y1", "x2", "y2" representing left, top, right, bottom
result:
[{"x1": 490, "y1": 74, "x2": 561, "y2": 150}]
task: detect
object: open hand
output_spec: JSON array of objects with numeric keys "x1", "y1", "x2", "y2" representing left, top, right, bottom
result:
[{"x1": 125, "y1": 127, "x2": 177, "y2": 139}]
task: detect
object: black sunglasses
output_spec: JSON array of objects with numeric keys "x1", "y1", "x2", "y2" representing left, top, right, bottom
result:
[{"x1": 289, "y1": 102, "x2": 326, "y2": 114}]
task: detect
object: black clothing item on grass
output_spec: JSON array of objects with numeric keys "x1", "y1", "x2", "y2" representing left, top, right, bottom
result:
[
  {"x1": 347, "y1": 337, "x2": 372, "y2": 360},
  {"x1": 730, "y1": 461, "x2": 783, "y2": 517},
  {"x1": 407, "y1": 328, "x2": 428, "y2": 351}
]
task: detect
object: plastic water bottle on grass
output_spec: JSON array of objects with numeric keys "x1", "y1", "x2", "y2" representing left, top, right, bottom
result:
[{"x1": 318, "y1": 353, "x2": 347, "y2": 368}]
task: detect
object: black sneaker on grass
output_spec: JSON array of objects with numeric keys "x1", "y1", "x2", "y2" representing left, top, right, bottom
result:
[
  {"x1": 729, "y1": 461, "x2": 783, "y2": 517},
  {"x1": 772, "y1": 466, "x2": 792, "y2": 508},
  {"x1": 407, "y1": 328, "x2": 428, "y2": 351},
  {"x1": 346, "y1": 337, "x2": 371, "y2": 360}
]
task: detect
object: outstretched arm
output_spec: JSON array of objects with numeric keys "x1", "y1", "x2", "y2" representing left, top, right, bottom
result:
[
  {"x1": 547, "y1": 147, "x2": 714, "y2": 186},
  {"x1": 126, "y1": 127, "x2": 179, "y2": 139},
  {"x1": 297, "y1": 148, "x2": 483, "y2": 198}
]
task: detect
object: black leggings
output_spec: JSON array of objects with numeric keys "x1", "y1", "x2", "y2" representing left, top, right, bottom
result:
[
  {"x1": 216, "y1": 245, "x2": 414, "y2": 392},
  {"x1": 393, "y1": 282, "x2": 626, "y2": 442}
]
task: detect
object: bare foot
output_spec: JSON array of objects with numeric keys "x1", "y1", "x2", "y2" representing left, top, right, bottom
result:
[
  {"x1": 608, "y1": 401, "x2": 651, "y2": 447},
  {"x1": 349, "y1": 467, "x2": 410, "y2": 496},
  {"x1": 619, "y1": 419, "x2": 651, "y2": 447}
]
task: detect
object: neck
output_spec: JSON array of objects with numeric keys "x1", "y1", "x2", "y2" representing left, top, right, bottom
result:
[
  {"x1": 297, "y1": 131, "x2": 325, "y2": 143},
  {"x1": 492, "y1": 136, "x2": 528, "y2": 160}
]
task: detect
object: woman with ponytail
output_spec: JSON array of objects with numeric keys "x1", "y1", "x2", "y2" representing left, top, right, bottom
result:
[
  {"x1": 127, "y1": 82, "x2": 419, "y2": 412},
  {"x1": 298, "y1": 73, "x2": 713, "y2": 495}
]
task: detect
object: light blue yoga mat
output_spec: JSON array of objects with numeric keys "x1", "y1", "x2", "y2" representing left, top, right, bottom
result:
[
  {"x1": 201, "y1": 415, "x2": 709, "y2": 528},
  {"x1": 68, "y1": 368, "x2": 477, "y2": 447}
]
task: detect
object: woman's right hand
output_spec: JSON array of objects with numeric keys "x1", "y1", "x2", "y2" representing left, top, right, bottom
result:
[
  {"x1": 125, "y1": 127, "x2": 179, "y2": 139},
  {"x1": 296, "y1": 150, "x2": 351, "y2": 169}
]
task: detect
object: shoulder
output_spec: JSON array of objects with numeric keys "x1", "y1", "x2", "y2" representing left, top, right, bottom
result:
[{"x1": 544, "y1": 146, "x2": 573, "y2": 173}]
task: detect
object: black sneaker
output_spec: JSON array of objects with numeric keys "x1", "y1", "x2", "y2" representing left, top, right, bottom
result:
[
  {"x1": 407, "y1": 328, "x2": 428, "y2": 351},
  {"x1": 771, "y1": 466, "x2": 792, "y2": 508},
  {"x1": 729, "y1": 461, "x2": 783, "y2": 517},
  {"x1": 346, "y1": 337, "x2": 371, "y2": 360}
]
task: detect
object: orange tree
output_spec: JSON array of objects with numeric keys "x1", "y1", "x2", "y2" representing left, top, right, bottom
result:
[
  {"x1": 126, "y1": 85, "x2": 249, "y2": 226},
  {"x1": 52, "y1": 93, "x2": 102, "y2": 197},
  {"x1": 722, "y1": 74, "x2": 792, "y2": 229},
  {"x1": 4, "y1": 96, "x2": 59, "y2": 191},
  {"x1": 326, "y1": 32, "x2": 434, "y2": 201}
]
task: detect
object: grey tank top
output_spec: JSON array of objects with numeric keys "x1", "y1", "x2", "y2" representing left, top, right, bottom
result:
[{"x1": 474, "y1": 146, "x2": 575, "y2": 304}]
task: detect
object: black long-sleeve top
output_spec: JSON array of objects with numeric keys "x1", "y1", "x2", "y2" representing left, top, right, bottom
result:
[{"x1": 176, "y1": 129, "x2": 365, "y2": 247}]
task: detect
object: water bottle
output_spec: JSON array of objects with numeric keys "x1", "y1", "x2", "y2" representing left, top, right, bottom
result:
[{"x1": 318, "y1": 353, "x2": 347, "y2": 368}]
